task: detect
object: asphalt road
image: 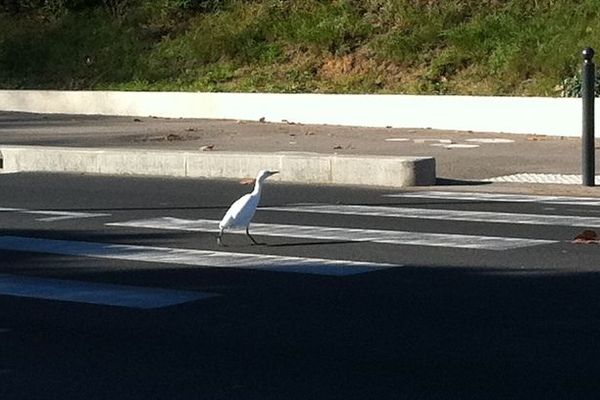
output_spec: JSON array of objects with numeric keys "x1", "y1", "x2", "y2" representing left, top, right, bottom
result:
[{"x1": 2, "y1": 173, "x2": 600, "y2": 399}]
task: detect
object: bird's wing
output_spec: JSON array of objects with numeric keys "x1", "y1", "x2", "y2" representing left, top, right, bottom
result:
[{"x1": 219, "y1": 193, "x2": 259, "y2": 229}]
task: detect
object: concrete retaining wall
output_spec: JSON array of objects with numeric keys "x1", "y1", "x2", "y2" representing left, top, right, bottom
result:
[
  {"x1": 0, "y1": 146, "x2": 436, "y2": 187},
  {"x1": 0, "y1": 90, "x2": 584, "y2": 137}
]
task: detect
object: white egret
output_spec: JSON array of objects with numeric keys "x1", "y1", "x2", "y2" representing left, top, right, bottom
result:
[{"x1": 217, "y1": 169, "x2": 279, "y2": 246}]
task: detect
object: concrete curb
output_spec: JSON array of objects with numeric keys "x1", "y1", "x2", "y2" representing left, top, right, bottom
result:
[{"x1": 0, "y1": 146, "x2": 436, "y2": 187}]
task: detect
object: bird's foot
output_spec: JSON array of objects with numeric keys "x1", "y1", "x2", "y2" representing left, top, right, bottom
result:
[
  {"x1": 247, "y1": 234, "x2": 263, "y2": 246},
  {"x1": 246, "y1": 228, "x2": 263, "y2": 246}
]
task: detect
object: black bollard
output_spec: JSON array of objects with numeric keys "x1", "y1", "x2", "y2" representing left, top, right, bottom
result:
[{"x1": 582, "y1": 47, "x2": 596, "y2": 186}]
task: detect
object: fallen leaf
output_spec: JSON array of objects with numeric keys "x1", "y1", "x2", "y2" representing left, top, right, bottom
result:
[
  {"x1": 527, "y1": 135, "x2": 548, "y2": 141},
  {"x1": 572, "y1": 229, "x2": 600, "y2": 244},
  {"x1": 239, "y1": 178, "x2": 255, "y2": 185}
]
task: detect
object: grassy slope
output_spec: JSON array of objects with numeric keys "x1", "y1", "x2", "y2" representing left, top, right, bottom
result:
[{"x1": 1, "y1": 0, "x2": 600, "y2": 96}]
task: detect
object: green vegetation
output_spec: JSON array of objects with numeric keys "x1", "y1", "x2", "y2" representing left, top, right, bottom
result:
[{"x1": 1, "y1": 0, "x2": 600, "y2": 95}]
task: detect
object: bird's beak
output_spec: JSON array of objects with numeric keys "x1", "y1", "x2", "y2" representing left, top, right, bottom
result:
[{"x1": 269, "y1": 170, "x2": 279, "y2": 176}]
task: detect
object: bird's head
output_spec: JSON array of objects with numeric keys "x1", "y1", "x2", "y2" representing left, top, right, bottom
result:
[
  {"x1": 240, "y1": 170, "x2": 279, "y2": 185},
  {"x1": 256, "y1": 169, "x2": 279, "y2": 182}
]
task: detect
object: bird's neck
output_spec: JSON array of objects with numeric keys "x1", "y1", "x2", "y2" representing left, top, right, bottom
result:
[{"x1": 252, "y1": 179, "x2": 264, "y2": 195}]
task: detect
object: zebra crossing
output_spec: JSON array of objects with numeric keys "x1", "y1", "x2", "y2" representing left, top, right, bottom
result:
[
  {"x1": 108, "y1": 217, "x2": 556, "y2": 250},
  {"x1": 0, "y1": 190, "x2": 597, "y2": 308},
  {"x1": 105, "y1": 189, "x2": 600, "y2": 254}
]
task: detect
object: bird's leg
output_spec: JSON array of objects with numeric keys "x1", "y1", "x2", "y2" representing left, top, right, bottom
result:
[
  {"x1": 246, "y1": 226, "x2": 261, "y2": 245},
  {"x1": 217, "y1": 228, "x2": 226, "y2": 246}
]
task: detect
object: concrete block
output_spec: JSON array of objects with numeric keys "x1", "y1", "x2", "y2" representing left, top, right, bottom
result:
[
  {"x1": 186, "y1": 152, "x2": 283, "y2": 179},
  {"x1": 1, "y1": 147, "x2": 100, "y2": 173},
  {"x1": 98, "y1": 150, "x2": 187, "y2": 177},
  {"x1": 278, "y1": 153, "x2": 332, "y2": 183},
  {"x1": 0, "y1": 145, "x2": 435, "y2": 187},
  {"x1": 330, "y1": 155, "x2": 436, "y2": 186}
]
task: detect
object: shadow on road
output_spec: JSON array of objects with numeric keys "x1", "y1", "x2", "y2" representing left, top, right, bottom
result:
[
  {"x1": 0, "y1": 228, "x2": 598, "y2": 399},
  {"x1": 436, "y1": 177, "x2": 492, "y2": 186}
]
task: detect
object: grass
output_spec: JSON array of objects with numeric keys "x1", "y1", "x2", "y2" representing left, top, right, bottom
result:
[{"x1": 2, "y1": 0, "x2": 600, "y2": 95}]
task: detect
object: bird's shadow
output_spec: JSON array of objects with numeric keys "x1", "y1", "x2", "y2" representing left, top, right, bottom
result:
[
  {"x1": 217, "y1": 239, "x2": 357, "y2": 248},
  {"x1": 264, "y1": 239, "x2": 357, "y2": 248}
]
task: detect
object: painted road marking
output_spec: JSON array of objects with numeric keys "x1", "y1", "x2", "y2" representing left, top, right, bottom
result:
[
  {"x1": 0, "y1": 236, "x2": 395, "y2": 276},
  {"x1": 488, "y1": 173, "x2": 600, "y2": 185},
  {"x1": 264, "y1": 204, "x2": 600, "y2": 227},
  {"x1": 385, "y1": 191, "x2": 600, "y2": 207},
  {"x1": 22, "y1": 210, "x2": 111, "y2": 222},
  {"x1": 0, "y1": 273, "x2": 216, "y2": 309},
  {"x1": 109, "y1": 218, "x2": 556, "y2": 250},
  {"x1": 430, "y1": 143, "x2": 480, "y2": 149},
  {"x1": 0, "y1": 207, "x2": 109, "y2": 221},
  {"x1": 465, "y1": 138, "x2": 515, "y2": 144}
]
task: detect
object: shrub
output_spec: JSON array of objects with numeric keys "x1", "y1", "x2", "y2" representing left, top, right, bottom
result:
[{"x1": 0, "y1": 9, "x2": 145, "y2": 88}]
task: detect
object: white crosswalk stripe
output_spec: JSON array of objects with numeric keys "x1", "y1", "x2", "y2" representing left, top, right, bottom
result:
[
  {"x1": 386, "y1": 191, "x2": 600, "y2": 207},
  {"x1": 108, "y1": 217, "x2": 557, "y2": 250},
  {"x1": 0, "y1": 207, "x2": 110, "y2": 221},
  {"x1": 263, "y1": 204, "x2": 600, "y2": 227},
  {"x1": 0, "y1": 236, "x2": 396, "y2": 276},
  {"x1": 0, "y1": 273, "x2": 217, "y2": 309}
]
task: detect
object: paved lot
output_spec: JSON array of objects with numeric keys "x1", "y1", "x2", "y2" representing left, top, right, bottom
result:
[{"x1": 2, "y1": 111, "x2": 600, "y2": 192}]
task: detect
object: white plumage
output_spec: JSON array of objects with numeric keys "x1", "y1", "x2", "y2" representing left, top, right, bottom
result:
[{"x1": 217, "y1": 169, "x2": 279, "y2": 246}]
